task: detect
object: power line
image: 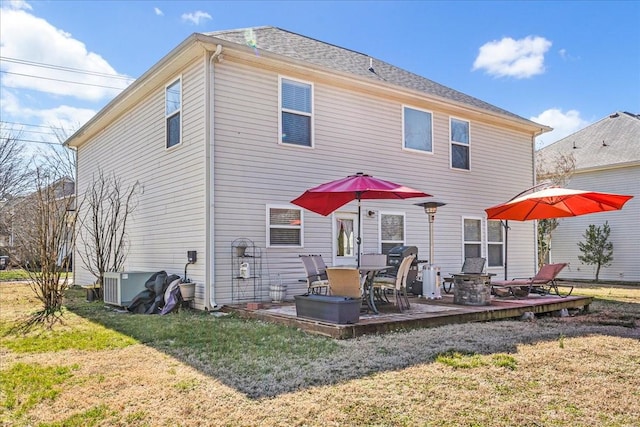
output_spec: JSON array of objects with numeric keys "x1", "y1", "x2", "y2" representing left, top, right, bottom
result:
[
  {"x1": 0, "y1": 120, "x2": 56, "y2": 129},
  {"x1": 0, "y1": 56, "x2": 135, "y2": 82},
  {"x1": 10, "y1": 138, "x2": 63, "y2": 146},
  {"x1": 1, "y1": 70, "x2": 129, "y2": 90}
]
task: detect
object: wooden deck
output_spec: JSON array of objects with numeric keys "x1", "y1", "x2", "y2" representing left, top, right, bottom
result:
[{"x1": 223, "y1": 293, "x2": 594, "y2": 339}]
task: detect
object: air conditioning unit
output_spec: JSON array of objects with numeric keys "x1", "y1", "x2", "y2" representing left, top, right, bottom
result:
[{"x1": 103, "y1": 271, "x2": 154, "y2": 307}]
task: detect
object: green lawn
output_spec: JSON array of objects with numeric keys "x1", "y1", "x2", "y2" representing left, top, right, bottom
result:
[{"x1": 1, "y1": 282, "x2": 639, "y2": 426}]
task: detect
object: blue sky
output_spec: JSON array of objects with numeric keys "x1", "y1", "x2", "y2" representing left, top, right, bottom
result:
[{"x1": 1, "y1": 0, "x2": 639, "y2": 150}]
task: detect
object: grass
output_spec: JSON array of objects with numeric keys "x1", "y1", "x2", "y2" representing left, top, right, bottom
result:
[
  {"x1": 0, "y1": 269, "x2": 33, "y2": 281},
  {"x1": 0, "y1": 282, "x2": 639, "y2": 426}
]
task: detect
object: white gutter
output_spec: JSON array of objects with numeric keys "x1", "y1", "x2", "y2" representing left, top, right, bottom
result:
[
  {"x1": 531, "y1": 126, "x2": 549, "y2": 268},
  {"x1": 205, "y1": 44, "x2": 223, "y2": 310}
]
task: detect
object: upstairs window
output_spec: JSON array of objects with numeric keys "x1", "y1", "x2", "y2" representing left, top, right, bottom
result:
[
  {"x1": 165, "y1": 78, "x2": 182, "y2": 148},
  {"x1": 403, "y1": 106, "x2": 433, "y2": 153},
  {"x1": 280, "y1": 77, "x2": 313, "y2": 147},
  {"x1": 380, "y1": 212, "x2": 405, "y2": 254},
  {"x1": 267, "y1": 206, "x2": 303, "y2": 247},
  {"x1": 451, "y1": 117, "x2": 470, "y2": 169}
]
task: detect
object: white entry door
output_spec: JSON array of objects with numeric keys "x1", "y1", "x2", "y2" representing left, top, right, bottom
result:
[{"x1": 333, "y1": 211, "x2": 358, "y2": 266}]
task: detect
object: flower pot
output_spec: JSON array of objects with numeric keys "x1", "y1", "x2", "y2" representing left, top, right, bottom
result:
[
  {"x1": 269, "y1": 284, "x2": 287, "y2": 303},
  {"x1": 179, "y1": 282, "x2": 195, "y2": 301}
]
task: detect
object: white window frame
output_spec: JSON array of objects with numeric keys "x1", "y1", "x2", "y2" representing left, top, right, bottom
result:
[
  {"x1": 379, "y1": 211, "x2": 406, "y2": 254},
  {"x1": 402, "y1": 105, "x2": 434, "y2": 154},
  {"x1": 165, "y1": 76, "x2": 182, "y2": 149},
  {"x1": 266, "y1": 204, "x2": 304, "y2": 248},
  {"x1": 487, "y1": 220, "x2": 504, "y2": 267},
  {"x1": 462, "y1": 217, "x2": 483, "y2": 260},
  {"x1": 450, "y1": 116, "x2": 470, "y2": 170},
  {"x1": 279, "y1": 76, "x2": 314, "y2": 148}
]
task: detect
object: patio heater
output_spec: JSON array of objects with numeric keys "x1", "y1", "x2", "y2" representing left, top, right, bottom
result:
[{"x1": 415, "y1": 201, "x2": 447, "y2": 299}]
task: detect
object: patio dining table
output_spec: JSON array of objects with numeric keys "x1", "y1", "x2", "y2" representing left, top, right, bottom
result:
[{"x1": 358, "y1": 265, "x2": 393, "y2": 314}]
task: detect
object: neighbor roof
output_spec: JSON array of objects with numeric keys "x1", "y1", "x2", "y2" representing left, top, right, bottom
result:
[
  {"x1": 537, "y1": 111, "x2": 640, "y2": 171},
  {"x1": 207, "y1": 26, "x2": 542, "y2": 127}
]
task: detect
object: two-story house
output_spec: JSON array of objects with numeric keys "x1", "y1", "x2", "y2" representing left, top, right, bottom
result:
[
  {"x1": 65, "y1": 27, "x2": 551, "y2": 310},
  {"x1": 536, "y1": 112, "x2": 639, "y2": 282}
]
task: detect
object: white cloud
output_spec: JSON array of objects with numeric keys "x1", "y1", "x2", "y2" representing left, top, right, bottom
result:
[
  {"x1": 154, "y1": 7, "x2": 163, "y2": 16},
  {"x1": 0, "y1": 6, "x2": 132, "y2": 102},
  {"x1": 181, "y1": 10, "x2": 212, "y2": 25},
  {"x1": 1, "y1": 89, "x2": 96, "y2": 143},
  {"x1": 473, "y1": 36, "x2": 552, "y2": 78},
  {"x1": 5, "y1": 0, "x2": 32, "y2": 10},
  {"x1": 531, "y1": 108, "x2": 589, "y2": 149}
]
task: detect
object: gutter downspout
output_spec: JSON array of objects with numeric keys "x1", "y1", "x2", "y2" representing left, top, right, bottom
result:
[
  {"x1": 531, "y1": 127, "x2": 547, "y2": 271},
  {"x1": 205, "y1": 44, "x2": 223, "y2": 310}
]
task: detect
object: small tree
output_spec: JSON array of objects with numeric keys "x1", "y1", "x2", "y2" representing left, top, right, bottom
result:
[
  {"x1": 11, "y1": 166, "x2": 76, "y2": 327},
  {"x1": 577, "y1": 221, "x2": 613, "y2": 282},
  {"x1": 535, "y1": 152, "x2": 576, "y2": 268},
  {"x1": 76, "y1": 169, "x2": 140, "y2": 291}
]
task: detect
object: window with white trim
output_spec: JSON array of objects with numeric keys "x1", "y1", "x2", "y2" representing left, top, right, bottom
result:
[
  {"x1": 380, "y1": 212, "x2": 405, "y2": 254},
  {"x1": 463, "y1": 218, "x2": 482, "y2": 258},
  {"x1": 487, "y1": 220, "x2": 504, "y2": 267},
  {"x1": 280, "y1": 77, "x2": 313, "y2": 147},
  {"x1": 267, "y1": 206, "x2": 303, "y2": 247},
  {"x1": 165, "y1": 78, "x2": 181, "y2": 148},
  {"x1": 450, "y1": 117, "x2": 470, "y2": 169},
  {"x1": 403, "y1": 106, "x2": 433, "y2": 153}
]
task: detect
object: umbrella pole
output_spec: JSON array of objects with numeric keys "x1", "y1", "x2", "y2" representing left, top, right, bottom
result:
[
  {"x1": 503, "y1": 220, "x2": 509, "y2": 280},
  {"x1": 356, "y1": 194, "x2": 362, "y2": 267}
]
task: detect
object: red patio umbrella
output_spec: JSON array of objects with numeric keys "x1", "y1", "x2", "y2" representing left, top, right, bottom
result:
[
  {"x1": 291, "y1": 172, "x2": 430, "y2": 265},
  {"x1": 485, "y1": 187, "x2": 633, "y2": 221},
  {"x1": 485, "y1": 186, "x2": 634, "y2": 279}
]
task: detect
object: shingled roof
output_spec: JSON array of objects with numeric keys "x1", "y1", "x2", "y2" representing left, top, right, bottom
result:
[
  {"x1": 207, "y1": 26, "x2": 535, "y2": 125},
  {"x1": 537, "y1": 111, "x2": 640, "y2": 171}
]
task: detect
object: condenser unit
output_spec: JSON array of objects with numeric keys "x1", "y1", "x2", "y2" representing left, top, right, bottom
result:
[{"x1": 103, "y1": 271, "x2": 154, "y2": 307}]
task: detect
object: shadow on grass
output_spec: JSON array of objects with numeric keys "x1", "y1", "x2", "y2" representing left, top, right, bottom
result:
[{"x1": 62, "y1": 287, "x2": 639, "y2": 399}]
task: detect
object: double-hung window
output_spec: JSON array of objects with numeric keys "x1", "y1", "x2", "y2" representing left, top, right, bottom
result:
[
  {"x1": 487, "y1": 220, "x2": 504, "y2": 267},
  {"x1": 450, "y1": 117, "x2": 470, "y2": 169},
  {"x1": 267, "y1": 205, "x2": 303, "y2": 247},
  {"x1": 280, "y1": 77, "x2": 313, "y2": 147},
  {"x1": 403, "y1": 106, "x2": 433, "y2": 153},
  {"x1": 380, "y1": 212, "x2": 405, "y2": 254},
  {"x1": 165, "y1": 78, "x2": 182, "y2": 148},
  {"x1": 463, "y1": 218, "x2": 482, "y2": 258}
]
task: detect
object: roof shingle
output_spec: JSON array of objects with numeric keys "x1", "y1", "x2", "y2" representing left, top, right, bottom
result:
[{"x1": 207, "y1": 26, "x2": 535, "y2": 124}]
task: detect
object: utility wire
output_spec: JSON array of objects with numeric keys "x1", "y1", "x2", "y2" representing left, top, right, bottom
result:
[
  {"x1": 0, "y1": 56, "x2": 135, "y2": 81},
  {"x1": 1, "y1": 70, "x2": 129, "y2": 90}
]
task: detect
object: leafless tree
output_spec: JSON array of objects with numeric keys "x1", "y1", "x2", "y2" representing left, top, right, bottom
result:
[
  {"x1": 75, "y1": 169, "x2": 140, "y2": 291},
  {"x1": 0, "y1": 126, "x2": 30, "y2": 202},
  {"x1": 535, "y1": 152, "x2": 576, "y2": 268},
  {"x1": 11, "y1": 164, "x2": 76, "y2": 328}
]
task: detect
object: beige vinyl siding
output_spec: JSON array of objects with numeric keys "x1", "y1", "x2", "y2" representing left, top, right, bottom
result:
[
  {"x1": 75, "y1": 59, "x2": 208, "y2": 304},
  {"x1": 550, "y1": 166, "x2": 640, "y2": 281},
  {"x1": 210, "y1": 60, "x2": 537, "y2": 301}
]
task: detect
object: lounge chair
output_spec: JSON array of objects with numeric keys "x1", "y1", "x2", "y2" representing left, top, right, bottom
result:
[
  {"x1": 491, "y1": 263, "x2": 572, "y2": 298},
  {"x1": 372, "y1": 254, "x2": 415, "y2": 312},
  {"x1": 299, "y1": 254, "x2": 330, "y2": 295},
  {"x1": 442, "y1": 257, "x2": 486, "y2": 294},
  {"x1": 326, "y1": 267, "x2": 362, "y2": 298}
]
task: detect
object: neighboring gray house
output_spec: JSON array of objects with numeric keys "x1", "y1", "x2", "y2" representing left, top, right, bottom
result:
[
  {"x1": 65, "y1": 27, "x2": 551, "y2": 309},
  {"x1": 536, "y1": 112, "x2": 640, "y2": 282}
]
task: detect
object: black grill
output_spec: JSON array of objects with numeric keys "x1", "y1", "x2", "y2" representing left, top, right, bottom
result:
[{"x1": 386, "y1": 245, "x2": 427, "y2": 295}]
